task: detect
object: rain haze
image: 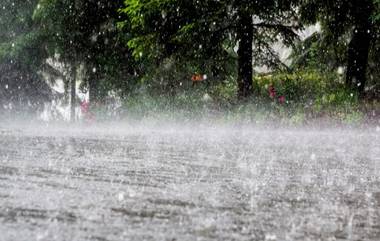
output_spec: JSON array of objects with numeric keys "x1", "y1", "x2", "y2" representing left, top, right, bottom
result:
[{"x1": 0, "y1": 1, "x2": 379, "y2": 241}]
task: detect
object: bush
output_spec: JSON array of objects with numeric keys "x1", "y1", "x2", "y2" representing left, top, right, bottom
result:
[
  {"x1": 253, "y1": 70, "x2": 342, "y2": 102},
  {"x1": 252, "y1": 70, "x2": 362, "y2": 121},
  {"x1": 117, "y1": 70, "x2": 368, "y2": 125}
]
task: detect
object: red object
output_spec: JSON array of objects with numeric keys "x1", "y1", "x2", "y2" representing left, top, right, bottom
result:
[
  {"x1": 278, "y1": 95, "x2": 286, "y2": 104},
  {"x1": 80, "y1": 101, "x2": 90, "y2": 114},
  {"x1": 268, "y1": 85, "x2": 276, "y2": 99},
  {"x1": 80, "y1": 101, "x2": 95, "y2": 122},
  {"x1": 191, "y1": 74, "x2": 204, "y2": 82}
]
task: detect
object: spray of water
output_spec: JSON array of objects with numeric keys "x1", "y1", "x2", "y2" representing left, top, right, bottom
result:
[{"x1": 0, "y1": 120, "x2": 379, "y2": 241}]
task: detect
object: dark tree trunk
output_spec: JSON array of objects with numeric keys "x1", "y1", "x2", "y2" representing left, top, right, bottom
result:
[
  {"x1": 346, "y1": 0, "x2": 373, "y2": 94},
  {"x1": 346, "y1": 28, "x2": 371, "y2": 93},
  {"x1": 88, "y1": 70, "x2": 99, "y2": 106},
  {"x1": 63, "y1": 77, "x2": 69, "y2": 104},
  {"x1": 237, "y1": 11, "x2": 253, "y2": 100},
  {"x1": 70, "y1": 65, "x2": 77, "y2": 122},
  {"x1": 85, "y1": 63, "x2": 101, "y2": 109}
]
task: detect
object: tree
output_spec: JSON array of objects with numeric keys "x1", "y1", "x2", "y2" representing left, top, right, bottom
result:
[
  {"x1": 120, "y1": 0, "x2": 300, "y2": 100},
  {"x1": 375, "y1": 0, "x2": 380, "y2": 23},
  {"x1": 34, "y1": 0, "x2": 83, "y2": 121},
  {"x1": 34, "y1": 0, "x2": 139, "y2": 120},
  {"x1": 299, "y1": 0, "x2": 379, "y2": 95},
  {"x1": 0, "y1": 0, "x2": 52, "y2": 115}
]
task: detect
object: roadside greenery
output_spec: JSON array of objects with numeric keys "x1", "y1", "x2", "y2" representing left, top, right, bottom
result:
[
  {"x1": 119, "y1": 69, "x2": 376, "y2": 125},
  {"x1": 0, "y1": 0, "x2": 379, "y2": 123}
]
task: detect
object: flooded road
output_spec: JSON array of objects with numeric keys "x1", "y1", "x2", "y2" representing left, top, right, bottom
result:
[{"x1": 0, "y1": 124, "x2": 379, "y2": 241}]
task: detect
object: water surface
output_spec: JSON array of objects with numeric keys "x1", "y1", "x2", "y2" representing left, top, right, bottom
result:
[{"x1": 0, "y1": 124, "x2": 379, "y2": 241}]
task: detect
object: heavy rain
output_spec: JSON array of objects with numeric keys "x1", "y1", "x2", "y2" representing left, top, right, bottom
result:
[{"x1": 0, "y1": 0, "x2": 379, "y2": 241}]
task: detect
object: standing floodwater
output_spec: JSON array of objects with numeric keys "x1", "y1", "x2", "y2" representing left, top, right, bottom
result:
[{"x1": 0, "y1": 124, "x2": 379, "y2": 241}]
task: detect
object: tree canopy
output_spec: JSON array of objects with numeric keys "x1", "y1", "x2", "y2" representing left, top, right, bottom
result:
[
  {"x1": 0, "y1": 0, "x2": 52, "y2": 113},
  {"x1": 120, "y1": 0, "x2": 301, "y2": 98},
  {"x1": 0, "y1": 0, "x2": 378, "y2": 116},
  {"x1": 33, "y1": 0, "x2": 141, "y2": 102},
  {"x1": 298, "y1": 0, "x2": 379, "y2": 93}
]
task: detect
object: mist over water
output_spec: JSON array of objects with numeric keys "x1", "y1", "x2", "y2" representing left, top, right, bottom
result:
[
  {"x1": 1, "y1": 0, "x2": 379, "y2": 239},
  {"x1": 0, "y1": 121, "x2": 379, "y2": 241}
]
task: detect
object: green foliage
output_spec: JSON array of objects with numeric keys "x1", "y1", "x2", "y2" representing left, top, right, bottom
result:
[
  {"x1": 0, "y1": 0, "x2": 46, "y2": 66},
  {"x1": 254, "y1": 71, "x2": 338, "y2": 102},
  {"x1": 0, "y1": 31, "x2": 45, "y2": 66},
  {"x1": 0, "y1": 0, "x2": 53, "y2": 114},
  {"x1": 119, "y1": 0, "x2": 301, "y2": 97},
  {"x1": 373, "y1": 0, "x2": 380, "y2": 22},
  {"x1": 210, "y1": 77, "x2": 237, "y2": 104},
  {"x1": 298, "y1": 0, "x2": 379, "y2": 93},
  {"x1": 0, "y1": 0, "x2": 377, "y2": 121},
  {"x1": 252, "y1": 70, "x2": 363, "y2": 122},
  {"x1": 117, "y1": 68, "x2": 367, "y2": 125},
  {"x1": 289, "y1": 32, "x2": 347, "y2": 71},
  {"x1": 34, "y1": 0, "x2": 141, "y2": 101}
]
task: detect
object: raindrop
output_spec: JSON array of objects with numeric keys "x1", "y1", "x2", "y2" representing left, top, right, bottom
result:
[
  {"x1": 265, "y1": 234, "x2": 277, "y2": 241},
  {"x1": 118, "y1": 192, "x2": 125, "y2": 201},
  {"x1": 128, "y1": 189, "x2": 136, "y2": 198},
  {"x1": 310, "y1": 153, "x2": 316, "y2": 160}
]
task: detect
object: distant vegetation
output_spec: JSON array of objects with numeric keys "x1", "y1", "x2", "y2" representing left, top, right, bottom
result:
[{"x1": 0, "y1": 0, "x2": 379, "y2": 123}]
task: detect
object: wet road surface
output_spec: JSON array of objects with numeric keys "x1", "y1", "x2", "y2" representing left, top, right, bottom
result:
[{"x1": 0, "y1": 124, "x2": 379, "y2": 241}]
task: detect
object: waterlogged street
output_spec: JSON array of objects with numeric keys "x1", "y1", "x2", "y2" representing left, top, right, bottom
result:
[{"x1": 0, "y1": 124, "x2": 379, "y2": 241}]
